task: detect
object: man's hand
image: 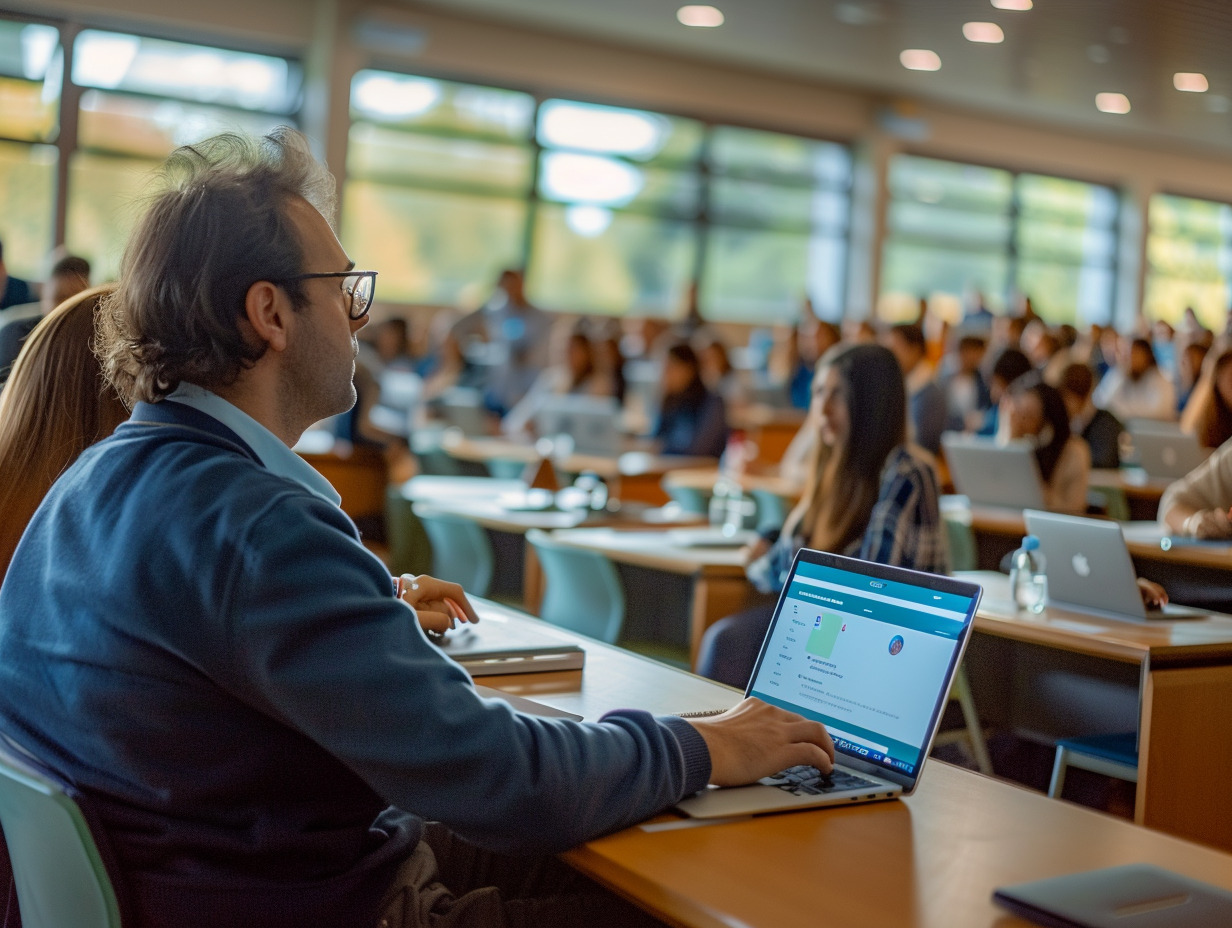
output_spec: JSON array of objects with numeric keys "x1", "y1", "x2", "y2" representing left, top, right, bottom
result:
[
  {"x1": 686, "y1": 698, "x2": 835, "y2": 787},
  {"x1": 1181, "y1": 508, "x2": 1232, "y2": 539},
  {"x1": 396, "y1": 574, "x2": 480, "y2": 634}
]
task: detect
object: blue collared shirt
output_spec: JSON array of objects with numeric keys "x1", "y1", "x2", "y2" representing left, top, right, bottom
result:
[{"x1": 166, "y1": 383, "x2": 342, "y2": 507}]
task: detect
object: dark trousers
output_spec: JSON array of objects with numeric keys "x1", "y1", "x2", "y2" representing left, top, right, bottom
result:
[
  {"x1": 376, "y1": 823, "x2": 661, "y2": 928},
  {"x1": 695, "y1": 602, "x2": 777, "y2": 689}
]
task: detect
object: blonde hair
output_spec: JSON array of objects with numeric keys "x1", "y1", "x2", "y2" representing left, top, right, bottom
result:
[{"x1": 0, "y1": 285, "x2": 128, "y2": 580}]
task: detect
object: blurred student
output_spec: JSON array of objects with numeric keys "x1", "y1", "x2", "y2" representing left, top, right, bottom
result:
[
  {"x1": 1175, "y1": 340, "x2": 1211, "y2": 413},
  {"x1": 884, "y1": 322, "x2": 946, "y2": 456},
  {"x1": 699, "y1": 335, "x2": 748, "y2": 411},
  {"x1": 502, "y1": 325, "x2": 613, "y2": 437},
  {"x1": 1179, "y1": 345, "x2": 1232, "y2": 449},
  {"x1": 999, "y1": 375, "x2": 1090, "y2": 514},
  {"x1": 0, "y1": 238, "x2": 32, "y2": 310},
  {"x1": 1093, "y1": 337, "x2": 1176, "y2": 422},
  {"x1": 594, "y1": 331, "x2": 627, "y2": 405},
  {"x1": 1059, "y1": 362, "x2": 1124, "y2": 470},
  {"x1": 0, "y1": 254, "x2": 91, "y2": 384},
  {"x1": 654, "y1": 342, "x2": 728, "y2": 457},
  {"x1": 941, "y1": 334, "x2": 990, "y2": 431},
  {"x1": 0, "y1": 286, "x2": 128, "y2": 580},
  {"x1": 1160, "y1": 440, "x2": 1232, "y2": 538},
  {"x1": 696, "y1": 344, "x2": 946, "y2": 688},
  {"x1": 977, "y1": 347, "x2": 1033, "y2": 436}
]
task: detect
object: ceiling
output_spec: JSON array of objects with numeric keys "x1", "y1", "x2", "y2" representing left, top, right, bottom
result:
[{"x1": 412, "y1": 0, "x2": 1232, "y2": 154}]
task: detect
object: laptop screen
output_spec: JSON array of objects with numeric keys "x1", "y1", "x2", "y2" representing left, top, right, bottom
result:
[{"x1": 747, "y1": 552, "x2": 979, "y2": 784}]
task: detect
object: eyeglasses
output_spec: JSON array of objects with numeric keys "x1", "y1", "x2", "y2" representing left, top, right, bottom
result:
[{"x1": 276, "y1": 270, "x2": 378, "y2": 320}]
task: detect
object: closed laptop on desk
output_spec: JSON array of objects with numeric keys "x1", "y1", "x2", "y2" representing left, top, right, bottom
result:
[{"x1": 676, "y1": 550, "x2": 981, "y2": 818}]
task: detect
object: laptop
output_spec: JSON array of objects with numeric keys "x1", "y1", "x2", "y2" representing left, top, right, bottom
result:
[
  {"x1": 676, "y1": 549, "x2": 982, "y2": 818},
  {"x1": 439, "y1": 388, "x2": 491, "y2": 437},
  {"x1": 533, "y1": 394, "x2": 622, "y2": 456},
  {"x1": 1128, "y1": 422, "x2": 1206, "y2": 479},
  {"x1": 1023, "y1": 510, "x2": 1207, "y2": 621},
  {"x1": 942, "y1": 433, "x2": 1046, "y2": 510}
]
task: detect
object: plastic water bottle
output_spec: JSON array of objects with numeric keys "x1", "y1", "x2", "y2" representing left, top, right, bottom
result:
[
  {"x1": 711, "y1": 432, "x2": 749, "y2": 535},
  {"x1": 1008, "y1": 535, "x2": 1048, "y2": 614}
]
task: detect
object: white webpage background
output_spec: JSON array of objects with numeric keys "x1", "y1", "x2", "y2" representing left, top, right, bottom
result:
[{"x1": 755, "y1": 594, "x2": 958, "y2": 750}]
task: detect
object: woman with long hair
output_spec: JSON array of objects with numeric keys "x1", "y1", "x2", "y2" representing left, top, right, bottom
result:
[
  {"x1": 1180, "y1": 345, "x2": 1232, "y2": 449},
  {"x1": 654, "y1": 341, "x2": 728, "y2": 457},
  {"x1": 0, "y1": 286, "x2": 129, "y2": 581},
  {"x1": 998, "y1": 374, "x2": 1090, "y2": 514},
  {"x1": 696, "y1": 343, "x2": 947, "y2": 688}
]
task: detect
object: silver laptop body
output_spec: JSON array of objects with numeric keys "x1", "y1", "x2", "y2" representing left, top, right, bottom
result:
[
  {"x1": 676, "y1": 549, "x2": 982, "y2": 818},
  {"x1": 1128, "y1": 423, "x2": 1207, "y2": 480},
  {"x1": 533, "y1": 394, "x2": 622, "y2": 456},
  {"x1": 1024, "y1": 510, "x2": 1207, "y2": 621},
  {"x1": 942, "y1": 433, "x2": 1046, "y2": 510}
]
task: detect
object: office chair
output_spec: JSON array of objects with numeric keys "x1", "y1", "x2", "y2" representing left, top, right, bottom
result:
[{"x1": 0, "y1": 747, "x2": 122, "y2": 928}]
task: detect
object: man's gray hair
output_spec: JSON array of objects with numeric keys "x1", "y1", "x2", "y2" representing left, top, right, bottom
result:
[{"x1": 99, "y1": 127, "x2": 337, "y2": 404}]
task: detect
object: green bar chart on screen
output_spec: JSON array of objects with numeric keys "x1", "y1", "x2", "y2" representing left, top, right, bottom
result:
[{"x1": 807, "y1": 614, "x2": 842, "y2": 660}]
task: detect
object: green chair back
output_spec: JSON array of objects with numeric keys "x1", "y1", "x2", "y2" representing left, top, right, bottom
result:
[
  {"x1": 943, "y1": 512, "x2": 978, "y2": 572},
  {"x1": 385, "y1": 487, "x2": 433, "y2": 578},
  {"x1": 0, "y1": 748, "x2": 123, "y2": 928},
  {"x1": 413, "y1": 507, "x2": 494, "y2": 597},
  {"x1": 526, "y1": 529, "x2": 625, "y2": 644}
]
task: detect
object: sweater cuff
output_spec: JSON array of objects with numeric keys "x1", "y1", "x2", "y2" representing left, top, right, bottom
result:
[{"x1": 656, "y1": 715, "x2": 713, "y2": 797}]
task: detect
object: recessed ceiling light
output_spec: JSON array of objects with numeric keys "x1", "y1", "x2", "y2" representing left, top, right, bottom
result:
[
  {"x1": 1095, "y1": 92, "x2": 1131, "y2": 114},
  {"x1": 677, "y1": 5, "x2": 724, "y2": 27},
  {"x1": 963, "y1": 22, "x2": 1005, "y2": 43},
  {"x1": 900, "y1": 49, "x2": 941, "y2": 71},
  {"x1": 1174, "y1": 72, "x2": 1209, "y2": 93},
  {"x1": 991, "y1": 0, "x2": 1032, "y2": 9}
]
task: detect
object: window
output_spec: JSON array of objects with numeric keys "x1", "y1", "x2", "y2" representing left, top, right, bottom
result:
[
  {"x1": 879, "y1": 155, "x2": 1118, "y2": 325},
  {"x1": 528, "y1": 99, "x2": 702, "y2": 316},
  {"x1": 0, "y1": 18, "x2": 60, "y2": 280},
  {"x1": 344, "y1": 71, "x2": 534, "y2": 306},
  {"x1": 1144, "y1": 193, "x2": 1232, "y2": 329},
  {"x1": 66, "y1": 30, "x2": 301, "y2": 280},
  {"x1": 702, "y1": 127, "x2": 851, "y2": 323},
  {"x1": 343, "y1": 72, "x2": 854, "y2": 320}
]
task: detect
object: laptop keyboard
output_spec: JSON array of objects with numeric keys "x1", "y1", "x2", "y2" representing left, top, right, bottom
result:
[{"x1": 759, "y1": 765, "x2": 882, "y2": 796}]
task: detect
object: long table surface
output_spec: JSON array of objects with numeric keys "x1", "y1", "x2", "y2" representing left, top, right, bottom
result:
[{"x1": 472, "y1": 601, "x2": 1232, "y2": 928}]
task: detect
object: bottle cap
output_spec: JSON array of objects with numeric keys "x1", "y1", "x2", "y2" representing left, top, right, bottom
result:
[{"x1": 1021, "y1": 535, "x2": 1040, "y2": 551}]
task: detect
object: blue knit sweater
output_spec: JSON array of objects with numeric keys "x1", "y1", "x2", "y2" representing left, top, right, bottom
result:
[{"x1": 0, "y1": 401, "x2": 710, "y2": 928}]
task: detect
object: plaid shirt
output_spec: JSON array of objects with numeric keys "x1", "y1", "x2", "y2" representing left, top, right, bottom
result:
[{"x1": 748, "y1": 444, "x2": 949, "y2": 593}]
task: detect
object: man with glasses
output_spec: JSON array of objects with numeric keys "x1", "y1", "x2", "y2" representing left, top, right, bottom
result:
[{"x1": 0, "y1": 129, "x2": 834, "y2": 928}]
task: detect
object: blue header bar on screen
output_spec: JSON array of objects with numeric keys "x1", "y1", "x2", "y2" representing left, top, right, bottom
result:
[{"x1": 791, "y1": 561, "x2": 973, "y2": 632}]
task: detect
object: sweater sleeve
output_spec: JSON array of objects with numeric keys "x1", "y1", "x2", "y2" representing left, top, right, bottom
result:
[{"x1": 220, "y1": 494, "x2": 711, "y2": 855}]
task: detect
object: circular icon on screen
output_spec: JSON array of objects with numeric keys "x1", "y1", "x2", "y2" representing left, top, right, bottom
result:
[{"x1": 888, "y1": 636, "x2": 904, "y2": 656}]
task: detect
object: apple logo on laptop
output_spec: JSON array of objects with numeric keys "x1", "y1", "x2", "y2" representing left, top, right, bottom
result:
[{"x1": 1072, "y1": 553, "x2": 1092, "y2": 578}]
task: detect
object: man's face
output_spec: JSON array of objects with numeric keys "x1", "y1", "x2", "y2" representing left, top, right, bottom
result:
[{"x1": 280, "y1": 197, "x2": 369, "y2": 426}]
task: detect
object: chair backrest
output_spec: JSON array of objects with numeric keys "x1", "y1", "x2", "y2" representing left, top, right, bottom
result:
[
  {"x1": 0, "y1": 749, "x2": 122, "y2": 928},
  {"x1": 385, "y1": 487, "x2": 433, "y2": 578},
  {"x1": 413, "y1": 506, "x2": 494, "y2": 596},
  {"x1": 749, "y1": 488, "x2": 789, "y2": 533},
  {"x1": 663, "y1": 482, "x2": 710, "y2": 516},
  {"x1": 526, "y1": 529, "x2": 625, "y2": 644},
  {"x1": 942, "y1": 511, "x2": 978, "y2": 573}
]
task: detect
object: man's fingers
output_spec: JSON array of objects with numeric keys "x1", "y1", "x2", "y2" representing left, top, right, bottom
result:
[
  {"x1": 775, "y1": 743, "x2": 835, "y2": 775},
  {"x1": 415, "y1": 611, "x2": 455, "y2": 634}
]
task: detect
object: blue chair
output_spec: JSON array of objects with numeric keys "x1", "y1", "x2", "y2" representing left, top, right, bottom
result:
[
  {"x1": 526, "y1": 529, "x2": 624, "y2": 644},
  {"x1": 749, "y1": 489, "x2": 789, "y2": 533},
  {"x1": 413, "y1": 505, "x2": 494, "y2": 597},
  {"x1": 1048, "y1": 732, "x2": 1138, "y2": 800},
  {"x1": 663, "y1": 482, "x2": 710, "y2": 517},
  {"x1": 0, "y1": 747, "x2": 123, "y2": 928}
]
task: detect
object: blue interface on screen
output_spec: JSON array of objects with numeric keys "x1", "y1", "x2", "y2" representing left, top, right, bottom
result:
[{"x1": 748, "y1": 561, "x2": 974, "y2": 776}]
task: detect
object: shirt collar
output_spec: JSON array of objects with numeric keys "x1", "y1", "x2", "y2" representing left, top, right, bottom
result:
[{"x1": 166, "y1": 383, "x2": 342, "y2": 507}]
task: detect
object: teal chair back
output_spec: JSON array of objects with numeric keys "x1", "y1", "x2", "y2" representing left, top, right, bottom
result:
[
  {"x1": 0, "y1": 748, "x2": 123, "y2": 928},
  {"x1": 385, "y1": 487, "x2": 433, "y2": 578},
  {"x1": 749, "y1": 489, "x2": 789, "y2": 533},
  {"x1": 943, "y1": 512, "x2": 978, "y2": 572},
  {"x1": 663, "y1": 483, "x2": 710, "y2": 516},
  {"x1": 413, "y1": 506, "x2": 494, "y2": 596},
  {"x1": 526, "y1": 529, "x2": 625, "y2": 644}
]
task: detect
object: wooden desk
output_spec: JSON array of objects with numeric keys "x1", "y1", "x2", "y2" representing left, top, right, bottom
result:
[
  {"x1": 440, "y1": 432, "x2": 716, "y2": 505},
  {"x1": 662, "y1": 467, "x2": 802, "y2": 500},
  {"x1": 1089, "y1": 468, "x2": 1172, "y2": 520},
  {"x1": 960, "y1": 570, "x2": 1232, "y2": 853},
  {"x1": 545, "y1": 528, "x2": 757, "y2": 663},
  {"x1": 472, "y1": 601, "x2": 1232, "y2": 928}
]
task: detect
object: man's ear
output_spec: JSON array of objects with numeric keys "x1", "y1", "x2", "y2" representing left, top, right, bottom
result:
[{"x1": 243, "y1": 280, "x2": 291, "y2": 352}]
